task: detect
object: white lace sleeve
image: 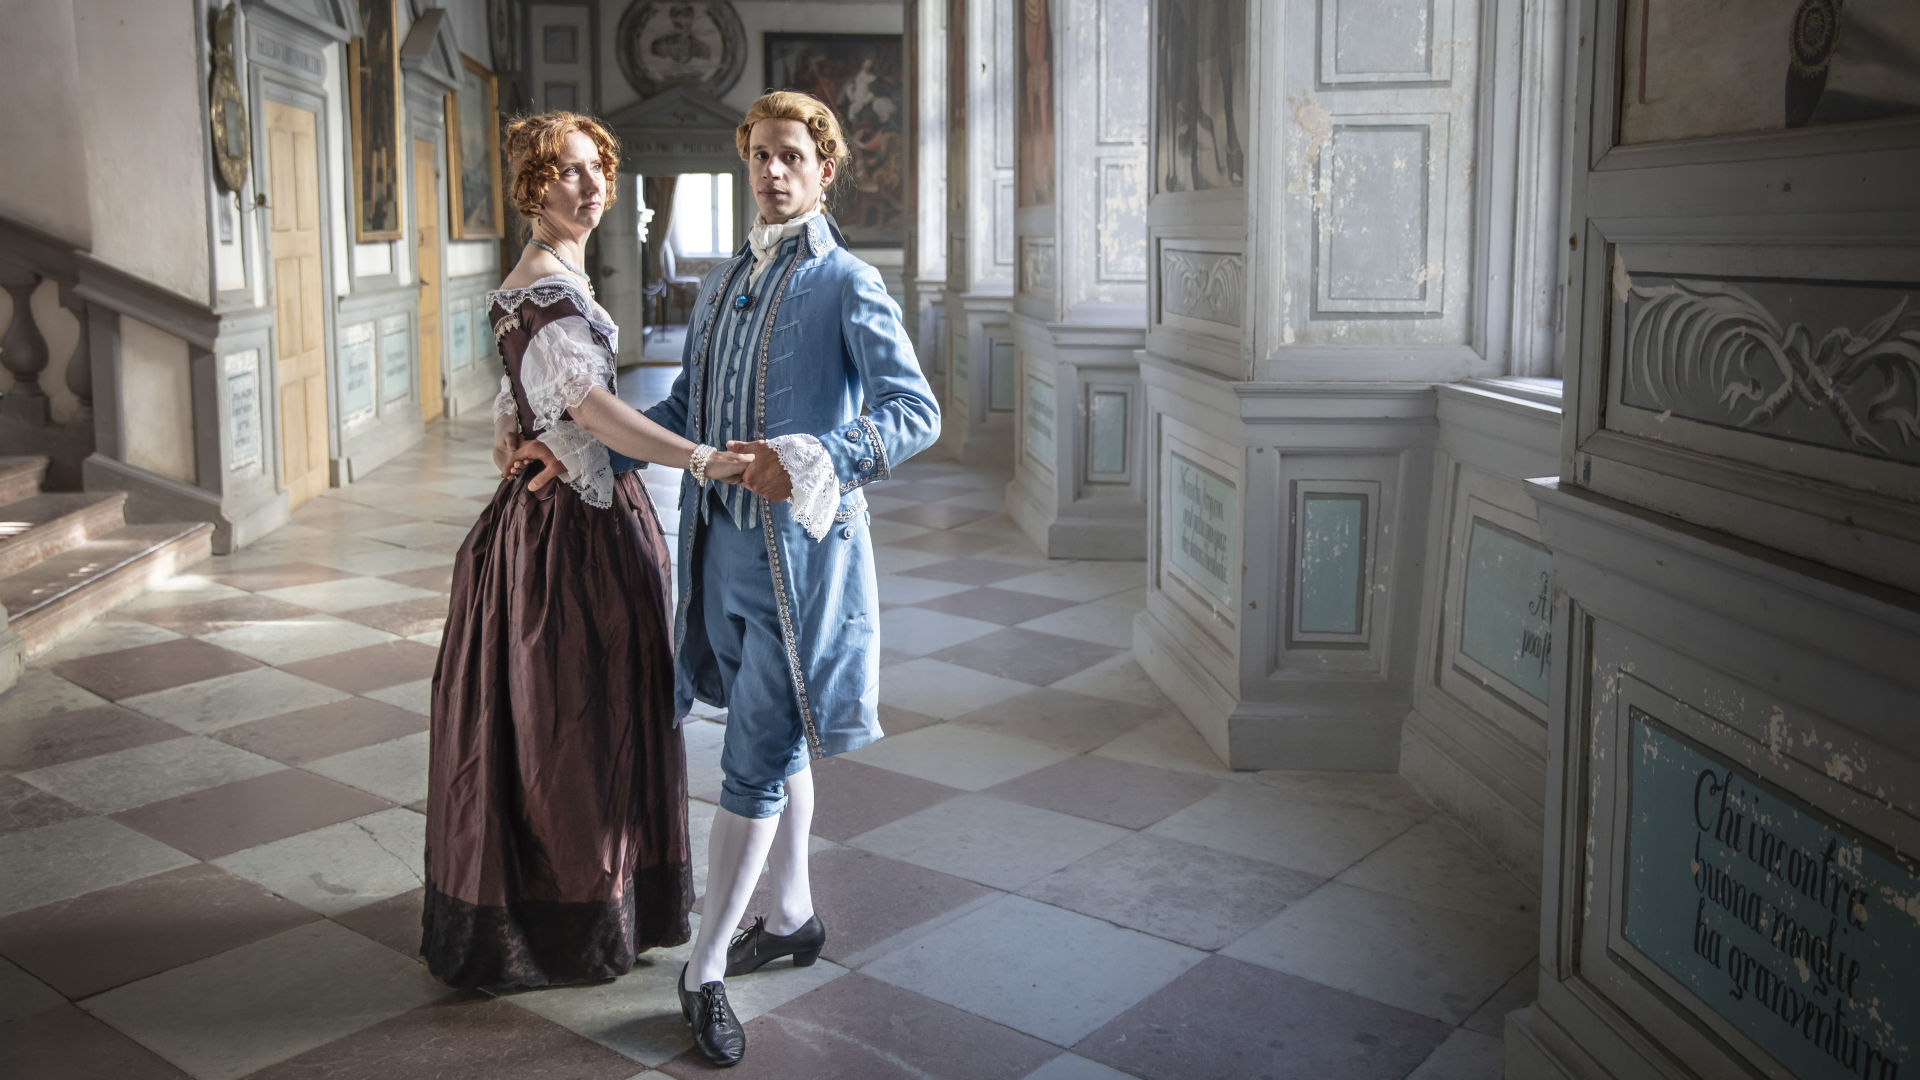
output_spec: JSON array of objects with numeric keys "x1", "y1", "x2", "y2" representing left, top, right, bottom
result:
[
  {"x1": 491, "y1": 375, "x2": 518, "y2": 419},
  {"x1": 521, "y1": 316, "x2": 615, "y2": 509},
  {"x1": 520, "y1": 316, "x2": 614, "y2": 432},
  {"x1": 766, "y1": 433, "x2": 837, "y2": 541},
  {"x1": 536, "y1": 421, "x2": 612, "y2": 508}
]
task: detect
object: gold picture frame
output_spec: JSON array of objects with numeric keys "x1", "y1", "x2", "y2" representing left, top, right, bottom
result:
[
  {"x1": 208, "y1": 2, "x2": 250, "y2": 194},
  {"x1": 446, "y1": 54, "x2": 504, "y2": 240},
  {"x1": 348, "y1": 0, "x2": 404, "y2": 242}
]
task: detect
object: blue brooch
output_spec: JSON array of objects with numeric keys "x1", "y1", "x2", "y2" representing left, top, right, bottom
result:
[{"x1": 733, "y1": 294, "x2": 754, "y2": 310}]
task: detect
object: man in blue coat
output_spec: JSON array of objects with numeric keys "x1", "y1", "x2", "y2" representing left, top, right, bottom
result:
[{"x1": 525, "y1": 90, "x2": 939, "y2": 1067}]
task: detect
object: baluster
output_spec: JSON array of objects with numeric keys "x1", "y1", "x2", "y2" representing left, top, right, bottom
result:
[
  {"x1": 0, "y1": 267, "x2": 50, "y2": 423},
  {"x1": 57, "y1": 281, "x2": 91, "y2": 423}
]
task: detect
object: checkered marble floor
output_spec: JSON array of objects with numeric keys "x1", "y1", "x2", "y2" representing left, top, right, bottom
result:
[{"x1": 0, "y1": 387, "x2": 1537, "y2": 1079}]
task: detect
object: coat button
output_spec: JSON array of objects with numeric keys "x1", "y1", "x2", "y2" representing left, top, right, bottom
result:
[
  {"x1": 845, "y1": 430, "x2": 861, "y2": 442},
  {"x1": 858, "y1": 458, "x2": 873, "y2": 471},
  {"x1": 840, "y1": 525, "x2": 855, "y2": 539}
]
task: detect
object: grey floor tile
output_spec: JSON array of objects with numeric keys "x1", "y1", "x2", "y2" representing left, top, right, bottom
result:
[
  {"x1": 1020, "y1": 832, "x2": 1321, "y2": 950},
  {"x1": 1023, "y1": 1054, "x2": 1141, "y2": 1080},
  {"x1": 1076, "y1": 955, "x2": 1452, "y2": 1080},
  {"x1": 862, "y1": 894, "x2": 1203, "y2": 1046},
  {"x1": 952, "y1": 688, "x2": 1164, "y2": 754},
  {"x1": 0, "y1": 955, "x2": 64, "y2": 1024},
  {"x1": 1464, "y1": 962, "x2": 1537, "y2": 1036},
  {"x1": 0, "y1": 670, "x2": 110, "y2": 725},
  {"x1": 986, "y1": 755, "x2": 1218, "y2": 829},
  {"x1": 876, "y1": 659, "x2": 1036, "y2": 719}
]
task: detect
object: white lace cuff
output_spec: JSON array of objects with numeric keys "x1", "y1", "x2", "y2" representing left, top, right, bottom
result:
[
  {"x1": 537, "y1": 420, "x2": 613, "y2": 509},
  {"x1": 491, "y1": 375, "x2": 518, "y2": 420},
  {"x1": 767, "y1": 433, "x2": 837, "y2": 541},
  {"x1": 520, "y1": 316, "x2": 614, "y2": 431}
]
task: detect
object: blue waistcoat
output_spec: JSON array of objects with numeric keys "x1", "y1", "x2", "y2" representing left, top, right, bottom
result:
[{"x1": 618, "y1": 214, "x2": 941, "y2": 755}]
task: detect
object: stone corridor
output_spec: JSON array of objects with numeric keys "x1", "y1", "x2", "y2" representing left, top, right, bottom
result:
[{"x1": 0, "y1": 386, "x2": 1536, "y2": 1079}]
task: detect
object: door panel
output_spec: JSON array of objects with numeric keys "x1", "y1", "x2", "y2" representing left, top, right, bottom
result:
[
  {"x1": 413, "y1": 137, "x2": 443, "y2": 421},
  {"x1": 265, "y1": 100, "x2": 329, "y2": 509}
]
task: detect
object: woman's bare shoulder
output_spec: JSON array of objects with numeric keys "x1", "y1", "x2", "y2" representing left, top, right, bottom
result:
[{"x1": 498, "y1": 249, "x2": 565, "y2": 291}]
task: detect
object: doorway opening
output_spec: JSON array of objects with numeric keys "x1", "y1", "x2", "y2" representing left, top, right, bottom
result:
[{"x1": 636, "y1": 172, "x2": 737, "y2": 364}]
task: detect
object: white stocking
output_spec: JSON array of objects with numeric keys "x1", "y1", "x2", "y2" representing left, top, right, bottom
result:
[
  {"x1": 764, "y1": 764, "x2": 816, "y2": 936},
  {"x1": 684, "y1": 807, "x2": 779, "y2": 989}
]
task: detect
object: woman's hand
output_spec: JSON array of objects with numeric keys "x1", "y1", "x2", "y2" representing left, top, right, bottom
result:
[
  {"x1": 493, "y1": 428, "x2": 522, "y2": 477},
  {"x1": 703, "y1": 449, "x2": 756, "y2": 483},
  {"x1": 726, "y1": 440, "x2": 793, "y2": 501}
]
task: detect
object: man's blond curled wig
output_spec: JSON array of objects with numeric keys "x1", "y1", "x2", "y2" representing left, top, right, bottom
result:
[
  {"x1": 736, "y1": 91, "x2": 849, "y2": 198},
  {"x1": 502, "y1": 111, "x2": 621, "y2": 221}
]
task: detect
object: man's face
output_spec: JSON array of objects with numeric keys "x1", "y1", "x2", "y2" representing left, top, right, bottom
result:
[{"x1": 747, "y1": 118, "x2": 833, "y2": 224}]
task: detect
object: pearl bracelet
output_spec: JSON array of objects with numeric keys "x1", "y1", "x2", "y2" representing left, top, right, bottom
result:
[{"x1": 689, "y1": 443, "x2": 717, "y2": 483}]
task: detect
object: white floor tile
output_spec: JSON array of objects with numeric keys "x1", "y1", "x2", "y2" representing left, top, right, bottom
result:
[
  {"x1": 115, "y1": 575, "x2": 250, "y2": 612},
  {"x1": 19, "y1": 736, "x2": 284, "y2": 814},
  {"x1": 0, "y1": 817, "x2": 196, "y2": 918},
  {"x1": 1337, "y1": 819, "x2": 1538, "y2": 927},
  {"x1": 304, "y1": 731, "x2": 429, "y2": 805},
  {"x1": 1222, "y1": 882, "x2": 1536, "y2": 1024},
  {"x1": 34, "y1": 615, "x2": 183, "y2": 664},
  {"x1": 1148, "y1": 779, "x2": 1419, "y2": 877},
  {"x1": 849, "y1": 793, "x2": 1127, "y2": 890},
  {"x1": 0, "y1": 669, "x2": 108, "y2": 724},
  {"x1": 993, "y1": 562, "x2": 1145, "y2": 603},
  {"x1": 1406, "y1": 1028, "x2": 1506, "y2": 1080},
  {"x1": 82, "y1": 920, "x2": 449, "y2": 1080},
  {"x1": 365, "y1": 678, "x2": 432, "y2": 716},
  {"x1": 198, "y1": 614, "x2": 399, "y2": 666},
  {"x1": 876, "y1": 574, "x2": 973, "y2": 606},
  {"x1": 214, "y1": 808, "x2": 425, "y2": 916},
  {"x1": 121, "y1": 667, "x2": 351, "y2": 734},
  {"x1": 877, "y1": 658, "x2": 1035, "y2": 719},
  {"x1": 879, "y1": 606, "x2": 1002, "y2": 656},
  {"x1": 843, "y1": 723, "x2": 1074, "y2": 790},
  {"x1": 258, "y1": 576, "x2": 441, "y2": 613},
  {"x1": 1014, "y1": 601, "x2": 1138, "y2": 649}
]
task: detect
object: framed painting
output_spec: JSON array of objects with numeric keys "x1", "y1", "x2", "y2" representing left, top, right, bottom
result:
[
  {"x1": 348, "y1": 0, "x2": 403, "y2": 241},
  {"x1": 446, "y1": 54, "x2": 504, "y2": 239},
  {"x1": 1617, "y1": 0, "x2": 1920, "y2": 145},
  {"x1": 1154, "y1": 0, "x2": 1247, "y2": 193},
  {"x1": 1018, "y1": 0, "x2": 1053, "y2": 208},
  {"x1": 764, "y1": 32, "x2": 906, "y2": 247}
]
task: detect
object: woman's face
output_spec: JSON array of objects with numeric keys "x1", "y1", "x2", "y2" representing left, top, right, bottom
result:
[
  {"x1": 747, "y1": 118, "x2": 833, "y2": 225},
  {"x1": 540, "y1": 130, "x2": 606, "y2": 232}
]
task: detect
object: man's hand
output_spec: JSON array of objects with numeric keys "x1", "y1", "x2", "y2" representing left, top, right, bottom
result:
[
  {"x1": 727, "y1": 440, "x2": 792, "y2": 502},
  {"x1": 508, "y1": 439, "x2": 565, "y2": 491}
]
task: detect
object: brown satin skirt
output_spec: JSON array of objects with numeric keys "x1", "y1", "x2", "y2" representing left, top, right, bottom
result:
[{"x1": 421, "y1": 469, "x2": 693, "y2": 989}]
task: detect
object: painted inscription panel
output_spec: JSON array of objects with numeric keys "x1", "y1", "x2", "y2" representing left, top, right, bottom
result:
[
  {"x1": 1625, "y1": 709, "x2": 1920, "y2": 1080},
  {"x1": 1459, "y1": 519, "x2": 1554, "y2": 702},
  {"x1": 1026, "y1": 375, "x2": 1055, "y2": 465},
  {"x1": 379, "y1": 314, "x2": 411, "y2": 405},
  {"x1": 225, "y1": 350, "x2": 262, "y2": 474},
  {"x1": 339, "y1": 322, "x2": 377, "y2": 424},
  {"x1": 1297, "y1": 493, "x2": 1367, "y2": 635},
  {"x1": 1171, "y1": 453, "x2": 1235, "y2": 607}
]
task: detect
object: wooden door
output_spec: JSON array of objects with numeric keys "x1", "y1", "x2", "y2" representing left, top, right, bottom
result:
[
  {"x1": 265, "y1": 100, "x2": 329, "y2": 509},
  {"x1": 413, "y1": 137, "x2": 443, "y2": 421}
]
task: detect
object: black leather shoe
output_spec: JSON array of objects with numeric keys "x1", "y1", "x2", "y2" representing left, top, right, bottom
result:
[
  {"x1": 726, "y1": 914, "x2": 826, "y2": 977},
  {"x1": 678, "y1": 964, "x2": 745, "y2": 1068}
]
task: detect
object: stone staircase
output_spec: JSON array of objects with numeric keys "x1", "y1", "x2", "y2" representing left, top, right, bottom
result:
[{"x1": 0, "y1": 456, "x2": 212, "y2": 678}]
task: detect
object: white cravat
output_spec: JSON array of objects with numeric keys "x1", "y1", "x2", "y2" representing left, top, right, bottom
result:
[{"x1": 746, "y1": 208, "x2": 821, "y2": 287}]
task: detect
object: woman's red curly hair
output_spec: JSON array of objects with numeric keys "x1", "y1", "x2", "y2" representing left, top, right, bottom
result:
[{"x1": 503, "y1": 111, "x2": 621, "y2": 221}]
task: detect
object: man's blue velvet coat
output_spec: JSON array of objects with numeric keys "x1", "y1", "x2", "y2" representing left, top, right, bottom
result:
[{"x1": 618, "y1": 214, "x2": 939, "y2": 757}]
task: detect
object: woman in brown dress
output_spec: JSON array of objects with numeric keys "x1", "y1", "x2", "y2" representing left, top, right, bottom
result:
[{"x1": 421, "y1": 112, "x2": 752, "y2": 989}]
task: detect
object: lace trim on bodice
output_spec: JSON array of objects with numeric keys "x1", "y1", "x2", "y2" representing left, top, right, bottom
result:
[{"x1": 487, "y1": 274, "x2": 620, "y2": 356}]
